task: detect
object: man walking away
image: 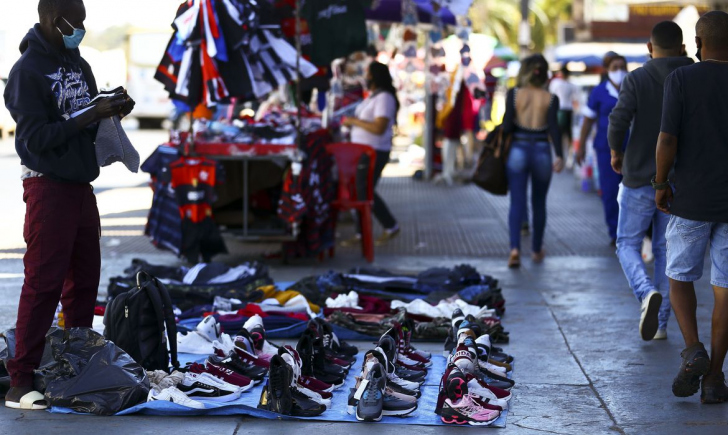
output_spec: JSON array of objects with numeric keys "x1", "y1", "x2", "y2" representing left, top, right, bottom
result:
[
  {"x1": 549, "y1": 65, "x2": 577, "y2": 166},
  {"x1": 608, "y1": 21, "x2": 693, "y2": 342},
  {"x1": 3, "y1": 0, "x2": 133, "y2": 410},
  {"x1": 655, "y1": 11, "x2": 728, "y2": 404}
]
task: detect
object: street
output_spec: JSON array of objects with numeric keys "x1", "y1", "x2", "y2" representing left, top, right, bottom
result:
[{"x1": 0, "y1": 133, "x2": 724, "y2": 433}]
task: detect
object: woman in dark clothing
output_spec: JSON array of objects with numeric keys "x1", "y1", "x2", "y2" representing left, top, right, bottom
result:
[{"x1": 502, "y1": 54, "x2": 564, "y2": 268}]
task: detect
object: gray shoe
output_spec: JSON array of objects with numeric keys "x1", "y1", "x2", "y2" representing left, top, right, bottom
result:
[
  {"x1": 673, "y1": 342, "x2": 710, "y2": 397},
  {"x1": 356, "y1": 363, "x2": 386, "y2": 422}
]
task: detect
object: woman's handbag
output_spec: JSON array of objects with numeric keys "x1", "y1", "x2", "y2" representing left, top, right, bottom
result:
[{"x1": 472, "y1": 126, "x2": 512, "y2": 195}]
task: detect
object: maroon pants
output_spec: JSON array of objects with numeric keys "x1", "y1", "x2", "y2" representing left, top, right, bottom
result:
[{"x1": 8, "y1": 177, "x2": 101, "y2": 387}]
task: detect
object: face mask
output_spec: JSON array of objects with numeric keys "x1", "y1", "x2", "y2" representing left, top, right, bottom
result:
[
  {"x1": 696, "y1": 47, "x2": 702, "y2": 61},
  {"x1": 57, "y1": 17, "x2": 85, "y2": 49},
  {"x1": 608, "y1": 70, "x2": 627, "y2": 87}
]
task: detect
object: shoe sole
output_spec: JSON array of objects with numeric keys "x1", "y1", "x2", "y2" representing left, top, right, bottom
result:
[
  {"x1": 356, "y1": 408, "x2": 383, "y2": 421},
  {"x1": 441, "y1": 415, "x2": 497, "y2": 426},
  {"x1": 673, "y1": 355, "x2": 710, "y2": 397},
  {"x1": 640, "y1": 292, "x2": 662, "y2": 341},
  {"x1": 382, "y1": 403, "x2": 418, "y2": 417}
]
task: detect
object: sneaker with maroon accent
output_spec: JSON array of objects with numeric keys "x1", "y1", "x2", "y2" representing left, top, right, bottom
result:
[
  {"x1": 207, "y1": 354, "x2": 266, "y2": 383},
  {"x1": 188, "y1": 361, "x2": 254, "y2": 391},
  {"x1": 229, "y1": 338, "x2": 270, "y2": 369},
  {"x1": 440, "y1": 393, "x2": 500, "y2": 426}
]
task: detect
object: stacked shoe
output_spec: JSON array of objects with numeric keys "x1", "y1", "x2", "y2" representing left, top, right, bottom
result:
[
  {"x1": 278, "y1": 345, "x2": 334, "y2": 409},
  {"x1": 148, "y1": 386, "x2": 206, "y2": 409},
  {"x1": 242, "y1": 315, "x2": 279, "y2": 359},
  {"x1": 257, "y1": 354, "x2": 327, "y2": 416},
  {"x1": 348, "y1": 352, "x2": 418, "y2": 420},
  {"x1": 444, "y1": 309, "x2": 510, "y2": 353},
  {"x1": 436, "y1": 308, "x2": 515, "y2": 426},
  {"x1": 309, "y1": 317, "x2": 359, "y2": 358},
  {"x1": 177, "y1": 315, "x2": 223, "y2": 354},
  {"x1": 296, "y1": 329, "x2": 348, "y2": 389},
  {"x1": 176, "y1": 371, "x2": 244, "y2": 403},
  {"x1": 211, "y1": 333, "x2": 271, "y2": 381}
]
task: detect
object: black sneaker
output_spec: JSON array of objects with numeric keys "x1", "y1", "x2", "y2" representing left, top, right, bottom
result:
[
  {"x1": 356, "y1": 363, "x2": 386, "y2": 421},
  {"x1": 296, "y1": 333, "x2": 346, "y2": 386},
  {"x1": 258, "y1": 355, "x2": 327, "y2": 417},
  {"x1": 673, "y1": 342, "x2": 710, "y2": 397},
  {"x1": 258, "y1": 354, "x2": 293, "y2": 414},
  {"x1": 312, "y1": 318, "x2": 358, "y2": 357},
  {"x1": 701, "y1": 372, "x2": 728, "y2": 404}
]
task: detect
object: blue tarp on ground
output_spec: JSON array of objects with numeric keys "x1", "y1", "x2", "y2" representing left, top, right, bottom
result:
[{"x1": 50, "y1": 353, "x2": 509, "y2": 427}]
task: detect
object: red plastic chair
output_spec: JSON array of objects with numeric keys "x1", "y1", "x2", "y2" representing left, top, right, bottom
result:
[{"x1": 325, "y1": 142, "x2": 377, "y2": 263}]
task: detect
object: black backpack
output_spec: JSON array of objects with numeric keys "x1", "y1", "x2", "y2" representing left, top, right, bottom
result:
[{"x1": 104, "y1": 271, "x2": 179, "y2": 371}]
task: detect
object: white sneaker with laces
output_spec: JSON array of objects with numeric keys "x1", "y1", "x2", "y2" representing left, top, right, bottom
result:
[
  {"x1": 177, "y1": 331, "x2": 215, "y2": 354},
  {"x1": 196, "y1": 315, "x2": 222, "y2": 342},
  {"x1": 148, "y1": 387, "x2": 206, "y2": 409}
]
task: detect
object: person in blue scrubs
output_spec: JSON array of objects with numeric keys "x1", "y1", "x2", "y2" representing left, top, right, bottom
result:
[{"x1": 577, "y1": 54, "x2": 629, "y2": 244}]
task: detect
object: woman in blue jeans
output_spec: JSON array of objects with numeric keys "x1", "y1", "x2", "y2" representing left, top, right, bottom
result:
[{"x1": 502, "y1": 54, "x2": 564, "y2": 268}]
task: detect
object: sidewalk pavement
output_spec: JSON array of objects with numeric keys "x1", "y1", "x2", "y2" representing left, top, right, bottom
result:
[{"x1": 0, "y1": 162, "x2": 725, "y2": 434}]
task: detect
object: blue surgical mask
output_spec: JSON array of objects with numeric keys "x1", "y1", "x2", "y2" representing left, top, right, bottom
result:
[{"x1": 57, "y1": 17, "x2": 85, "y2": 49}]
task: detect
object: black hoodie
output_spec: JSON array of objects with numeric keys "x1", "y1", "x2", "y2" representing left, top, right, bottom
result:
[
  {"x1": 3, "y1": 24, "x2": 99, "y2": 183},
  {"x1": 607, "y1": 56, "x2": 693, "y2": 188}
]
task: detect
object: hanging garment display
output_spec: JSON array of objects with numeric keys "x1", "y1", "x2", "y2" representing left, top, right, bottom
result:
[
  {"x1": 156, "y1": 0, "x2": 318, "y2": 108},
  {"x1": 169, "y1": 156, "x2": 228, "y2": 262},
  {"x1": 278, "y1": 130, "x2": 336, "y2": 257},
  {"x1": 302, "y1": 0, "x2": 368, "y2": 66}
]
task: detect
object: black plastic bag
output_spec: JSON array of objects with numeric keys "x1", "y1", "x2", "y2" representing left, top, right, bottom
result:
[{"x1": 39, "y1": 328, "x2": 150, "y2": 415}]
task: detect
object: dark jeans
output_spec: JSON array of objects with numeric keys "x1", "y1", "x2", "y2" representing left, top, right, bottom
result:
[
  {"x1": 8, "y1": 177, "x2": 101, "y2": 387},
  {"x1": 506, "y1": 136, "x2": 553, "y2": 252},
  {"x1": 356, "y1": 150, "x2": 397, "y2": 232}
]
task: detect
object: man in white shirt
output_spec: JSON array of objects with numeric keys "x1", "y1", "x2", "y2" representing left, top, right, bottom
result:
[{"x1": 549, "y1": 66, "x2": 577, "y2": 163}]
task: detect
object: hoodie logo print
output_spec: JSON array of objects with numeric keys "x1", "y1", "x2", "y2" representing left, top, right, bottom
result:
[{"x1": 46, "y1": 67, "x2": 90, "y2": 116}]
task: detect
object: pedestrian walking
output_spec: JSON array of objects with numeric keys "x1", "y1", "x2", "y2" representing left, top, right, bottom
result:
[
  {"x1": 654, "y1": 11, "x2": 728, "y2": 404},
  {"x1": 549, "y1": 65, "x2": 578, "y2": 165},
  {"x1": 341, "y1": 61, "x2": 400, "y2": 245},
  {"x1": 501, "y1": 54, "x2": 564, "y2": 268},
  {"x1": 577, "y1": 53, "x2": 628, "y2": 245},
  {"x1": 608, "y1": 21, "x2": 693, "y2": 341},
  {"x1": 2, "y1": 0, "x2": 134, "y2": 410}
]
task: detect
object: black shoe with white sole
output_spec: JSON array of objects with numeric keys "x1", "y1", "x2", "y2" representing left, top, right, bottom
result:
[{"x1": 640, "y1": 291, "x2": 662, "y2": 341}]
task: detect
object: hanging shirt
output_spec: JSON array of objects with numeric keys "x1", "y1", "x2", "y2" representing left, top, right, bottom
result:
[
  {"x1": 583, "y1": 80, "x2": 620, "y2": 151},
  {"x1": 350, "y1": 92, "x2": 396, "y2": 151},
  {"x1": 302, "y1": 0, "x2": 368, "y2": 66}
]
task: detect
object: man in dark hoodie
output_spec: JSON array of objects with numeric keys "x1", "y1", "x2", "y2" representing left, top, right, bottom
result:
[
  {"x1": 3, "y1": 0, "x2": 134, "y2": 409},
  {"x1": 607, "y1": 21, "x2": 693, "y2": 342}
]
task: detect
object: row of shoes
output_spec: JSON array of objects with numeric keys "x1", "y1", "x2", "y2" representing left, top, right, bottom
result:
[
  {"x1": 348, "y1": 321, "x2": 433, "y2": 422},
  {"x1": 257, "y1": 317, "x2": 359, "y2": 416},
  {"x1": 435, "y1": 309, "x2": 514, "y2": 426}
]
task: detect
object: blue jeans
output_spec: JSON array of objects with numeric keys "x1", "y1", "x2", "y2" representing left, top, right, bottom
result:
[
  {"x1": 666, "y1": 216, "x2": 728, "y2": 288},
  {"x1": 616, "y1": 184, "x2": 671, "y2": 329},
  {"x1": 506, "y1": 138, "x2": 552, "y2": 252},
  {"x1": 596, "y1": 148, "x2": 622, "y2": 240}
]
